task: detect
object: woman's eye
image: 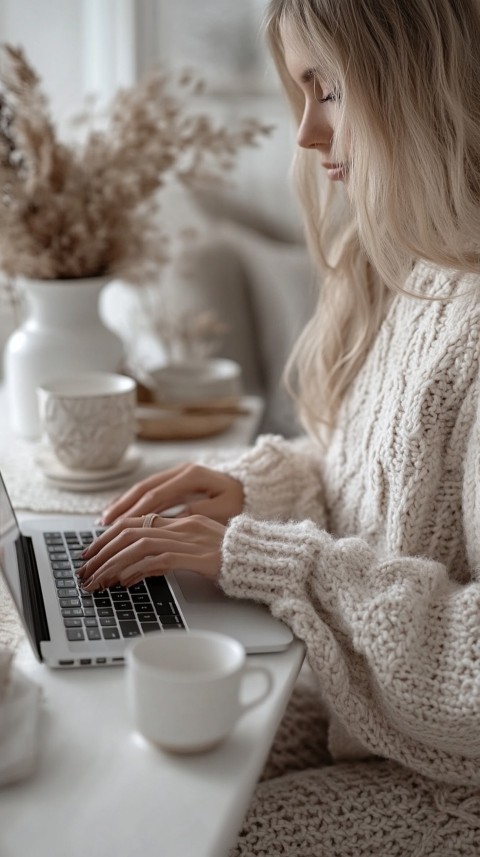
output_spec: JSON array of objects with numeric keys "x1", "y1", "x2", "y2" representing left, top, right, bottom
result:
[
  {"x1": 304, "y1": 69, "x2": 340, "y2": 104},
  {"x1": 318, "y1": 88, "x2": 340, "y2": 104}
]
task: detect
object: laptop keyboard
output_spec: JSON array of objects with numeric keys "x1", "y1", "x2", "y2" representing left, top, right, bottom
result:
[{"x1": 44, "y1": 529, "x2": 185, "y2": 643}]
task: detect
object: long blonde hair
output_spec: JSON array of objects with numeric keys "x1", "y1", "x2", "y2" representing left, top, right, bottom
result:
[{"x1": 265, "y1": 0, "x2": 480, "y2": 439}]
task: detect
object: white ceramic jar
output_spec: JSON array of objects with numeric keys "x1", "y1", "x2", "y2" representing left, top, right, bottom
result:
[{"x1": 4, "y1": 276, "x2": 125, "y2": 440}]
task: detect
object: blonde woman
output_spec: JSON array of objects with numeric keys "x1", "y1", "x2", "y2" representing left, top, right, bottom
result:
[{"x1": 79, "y1": 0, "x2": 480, "y2": 852}]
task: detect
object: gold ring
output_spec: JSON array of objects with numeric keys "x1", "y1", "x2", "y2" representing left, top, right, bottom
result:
[{"x1": 142, "y1": 513, "x2": 159, "y2": 528}]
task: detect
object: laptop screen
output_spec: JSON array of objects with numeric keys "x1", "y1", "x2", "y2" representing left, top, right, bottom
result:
[{"x1": 0, "y1": 471, "x2": 31, "y2": 643}]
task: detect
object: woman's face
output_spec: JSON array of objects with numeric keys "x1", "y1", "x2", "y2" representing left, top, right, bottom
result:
[{"x1": 281, "y1": 21, "x2": 347, "y2": 182}]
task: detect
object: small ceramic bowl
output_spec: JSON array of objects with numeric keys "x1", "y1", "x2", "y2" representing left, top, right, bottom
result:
[{"x1": 147, "y1": 359, "x2": 243, "y2": 405}]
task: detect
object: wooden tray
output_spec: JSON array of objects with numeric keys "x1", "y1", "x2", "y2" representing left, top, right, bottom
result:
[{"x1": 135, "y1": 403, "x2": 236, "y2": 440}]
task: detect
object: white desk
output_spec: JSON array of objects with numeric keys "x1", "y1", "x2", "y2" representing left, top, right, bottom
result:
[
  {"x1": 0, "y1": 388, "x2": 305, "y2": 857},
  {"x1": 0, "y1": 641, "x2": 304, "y2": 857}
]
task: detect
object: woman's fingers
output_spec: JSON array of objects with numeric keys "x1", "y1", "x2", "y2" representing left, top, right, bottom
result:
[
  {"x1": 79, "y1": 516, "x2": 143, "y2": 566},
  {"x1": 80, "y1": 530, "x2": 207, "y2": 581},
  {"x1": 77, "y1": 515, "x2": 225, "y2": 591},
  {"x1": 78, "y1": 517, "x2": 185, "y2": 577},
  {"x1": 80, "y1": 536, "x2": 181, "y2": 588},
  {"x1": 84, "y1": 549, "x2": 220, "y2": 591},
  {"x1": 101, "y1": 464, "x2": 244, "y2": 525},
  {"x1": 81, "y1": 513, "x2": 215, "y2": 568},
  {"x1": 101, "y1": 464, "x2": 190, "y2": 523},
  {"x1": 115, "y1": 468, "x2": 204, "y2": 520}
]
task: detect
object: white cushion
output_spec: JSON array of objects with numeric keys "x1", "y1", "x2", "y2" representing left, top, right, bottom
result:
[{"x1": 215, "y1": 222, "x2": 317, "y2": 436}]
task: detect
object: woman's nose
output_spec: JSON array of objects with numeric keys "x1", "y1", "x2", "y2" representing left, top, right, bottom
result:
[{"x1": 297, "y1": 100, "x2": 333, "y2": 150}]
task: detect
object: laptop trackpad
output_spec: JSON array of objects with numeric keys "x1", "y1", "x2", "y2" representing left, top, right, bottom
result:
[{"x1": 173, "y1": 570, "x2": 228, "y2": 603}]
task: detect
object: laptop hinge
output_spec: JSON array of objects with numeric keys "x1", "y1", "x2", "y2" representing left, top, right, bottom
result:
[{"x1": 15, "y1": 533, "x2": 50, "y2": 661}]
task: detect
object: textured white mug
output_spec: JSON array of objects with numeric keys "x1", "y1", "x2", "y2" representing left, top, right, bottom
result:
[
  {"x1": 37, "y1": 372, "x2": 137, "y2": 470},
  {"x1": 126, "y1": 630, "x2": 273, "y2": 753}
]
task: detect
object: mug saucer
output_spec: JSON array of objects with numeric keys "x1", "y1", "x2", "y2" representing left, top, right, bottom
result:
[
  {"x1": 34, "y1": 446, "x2": 142, "y2": 485},
  {"x1": 40, "y1": 472, "x2": 140, "y2": 493}
]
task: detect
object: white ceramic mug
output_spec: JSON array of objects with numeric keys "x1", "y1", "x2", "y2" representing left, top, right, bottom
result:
[
  {"x1": 37, "y1": 372, "x2": 137, "y2": 471},
  {"x1": 126, "y1": 629, "x2": 273, "y2": 753}
]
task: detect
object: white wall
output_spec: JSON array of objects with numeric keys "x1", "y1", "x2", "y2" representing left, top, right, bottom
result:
[
  {"x1": 0, "y1": 0, "x2": 139, "y2": 127},
  {"x1": 0, "y1": 0, "x2": 85, "y2": 123}
]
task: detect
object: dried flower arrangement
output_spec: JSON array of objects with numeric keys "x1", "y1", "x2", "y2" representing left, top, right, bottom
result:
[{"x1": 0, "y1": 43, "x2": 271, "y2": 284}]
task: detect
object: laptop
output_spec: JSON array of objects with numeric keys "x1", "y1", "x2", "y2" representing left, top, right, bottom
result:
[{"x1": 0, "y1": 471, "x2": 293, "y2": 668}]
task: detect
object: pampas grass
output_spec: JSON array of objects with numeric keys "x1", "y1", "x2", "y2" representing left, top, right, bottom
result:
[{"x1": 0, "y1": 44, "x2": 271, "y2": 283}]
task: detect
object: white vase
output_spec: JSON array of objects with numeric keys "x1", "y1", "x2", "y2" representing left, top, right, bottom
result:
[{"x1": 4, "y1": 275, "x2": 125, "y2": 440}]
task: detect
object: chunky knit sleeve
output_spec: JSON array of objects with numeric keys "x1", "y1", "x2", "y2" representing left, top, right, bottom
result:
[
  {"x1": 213, "y1": 433, "x2": 328, "y2": 527},
  {"x1": 220, "y1": 515, "x2": 480, "y2": 786}
]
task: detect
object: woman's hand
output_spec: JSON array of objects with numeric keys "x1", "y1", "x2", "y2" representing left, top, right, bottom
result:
[
  {"x1": 100, "y1": 463, "x2": 244, "y2": 526},
  {"x1": 77, "y1": 514, "x2": 226, "y2": 591}
]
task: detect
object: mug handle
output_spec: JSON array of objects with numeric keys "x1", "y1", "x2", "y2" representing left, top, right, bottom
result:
[{"x1": 239, "y1": 666, "x2": 273, "y2": 714}]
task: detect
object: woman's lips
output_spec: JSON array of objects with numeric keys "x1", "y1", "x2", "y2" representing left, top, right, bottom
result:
[{"x1": 322, "y1": 162, "x2": 348, "y2": 181}]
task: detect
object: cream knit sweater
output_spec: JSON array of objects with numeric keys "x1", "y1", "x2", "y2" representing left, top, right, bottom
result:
[{"x1": 216, "y1": 261, "x2": 480, "y2": 791}]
